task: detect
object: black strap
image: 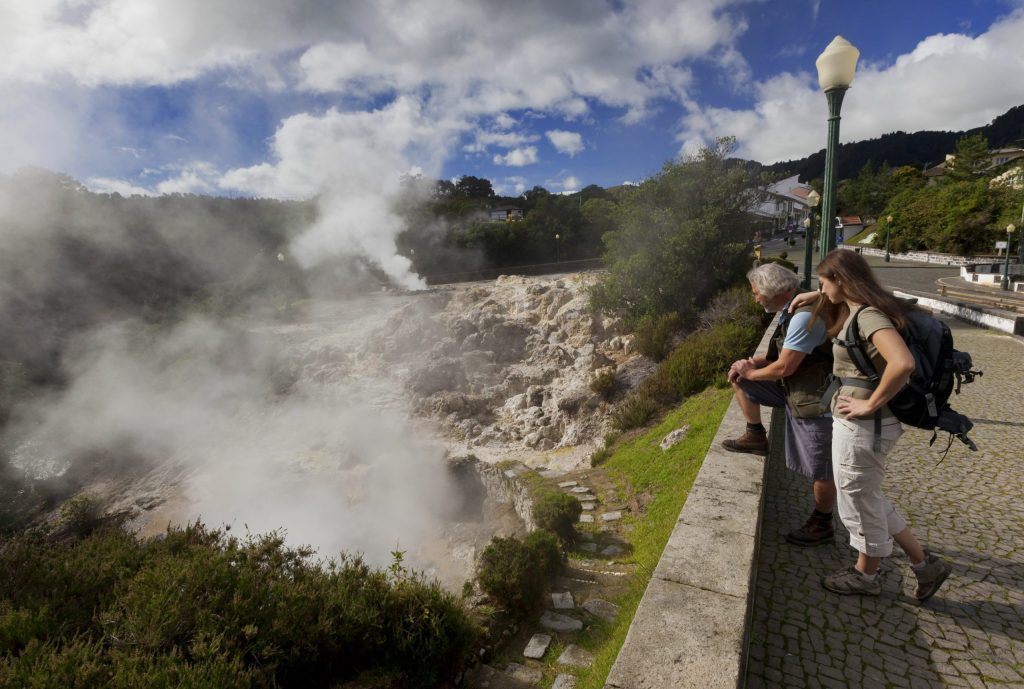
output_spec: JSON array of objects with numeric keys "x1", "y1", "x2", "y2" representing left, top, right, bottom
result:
[{"x1": 834, "y1": 306, "x2": 880, "y2": 383}]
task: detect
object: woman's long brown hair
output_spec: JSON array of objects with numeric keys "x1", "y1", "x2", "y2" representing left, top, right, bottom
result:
[{"x1": 812, "y1": 249, "x2": 916, "y2": 337}]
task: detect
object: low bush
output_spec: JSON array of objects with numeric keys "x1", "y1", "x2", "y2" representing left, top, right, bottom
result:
[
  {"x1": 634, "y1": 312, "x2": 680, "y2": 362},
  {"x1": 589, "y1": 366, "x2": 618, "y2": 400},
  {"x1": 524, "y1": 530, "x2": 564, "y2": 579},
  {"x1": 611, "y1": 293, "x2": 765, "y2": 432},
  {"x1": 0, "y1": 522, "x2": 477, "y2": 689},
  {"x1": 531, "y1": 492, "x2": 582, "y2": 545},
  {"x1": 477, "y1": 536, "x2": 551, "y2": 614},
  {"x1": 758, "y1": 255, "x2": 798, "y2": 273}
]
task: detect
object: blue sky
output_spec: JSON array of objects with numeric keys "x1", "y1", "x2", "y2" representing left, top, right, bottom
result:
[{"x1": 2, "y1": 0, "x2": 1022, "y2": 201}]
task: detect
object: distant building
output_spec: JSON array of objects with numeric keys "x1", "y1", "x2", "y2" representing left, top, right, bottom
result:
[
  {"x1": 488, "y1": 205, "x2": 524, "y2": 222},
  {"x1": 837, "y1": 216, "x2": 863, "y2": 242},
  {"x1": 752, "y1": 174, "x2": 815, "y2": 237}
]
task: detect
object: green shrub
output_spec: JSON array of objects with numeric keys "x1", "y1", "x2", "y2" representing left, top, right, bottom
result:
[
  {"x1": 611, "y1": 307, "x2": 764, "y2": 432},
  {"x1": 589, "y1": 366, "x2": 618, "y2": 400},
  {"x1": 0, "y1": 522, "x2": 477, "y2": 689},
  {"x1": 634, "y1": 312, "x2": 680, "y2": 361},
  {"x1": 525, "y1": 530, "x2": 564, "y2": 579},
  {"x1": 55, "y1": 493, "x2": 105, "y2": 538},
  {"x1": 477, "y1": 537, "x2": 547, "y2": 614},
  {"x1": 610, "y1": 391, "x2": 661, "y2": 431},
  {"x1": 758, "y1": 255, "x2": 798, "y2": 272},
  {"x1": 531, "y1": 492, "x2": 582, "y2": 545}
]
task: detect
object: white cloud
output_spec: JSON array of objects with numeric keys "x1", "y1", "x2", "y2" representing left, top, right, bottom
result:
[
  {"x1": 546, "y1": 130, "x2": 585, "y2": 156},
  {"x1": 679, "y1": 9, "x2": 1024, "y2": 163},
  {"x1": 561, "y1": 175, "x2": 581, "y2": 192},
  {"x1": 464, "y1": 130, "x2": 539, "y2": 154},
  {"x1": 493, "y1": 146, "x2": 539, "y2": 167},
  {"x1": 85, "y1": 177, "x2": 155, "y2": 197},
  {"x1": 493, "y1": 176, "x2": 527, "y2": 197}
]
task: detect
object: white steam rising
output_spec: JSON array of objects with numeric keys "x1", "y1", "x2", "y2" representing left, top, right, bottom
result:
[{"x1": 9, "y1": 313, "x2": 457, "y2": 568}]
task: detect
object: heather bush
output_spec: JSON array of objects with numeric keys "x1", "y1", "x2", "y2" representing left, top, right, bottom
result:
[
  {"x1": 634, "y1": 312, "x2": 680, "y2": 361},
  {"x1": 531, "y1": 492, "x2": 582, "y2": 545},
  {"x1": 589, "y1": 366, "x2": 618, "y2": 400},
  {"x1": 477, "y1": 530, "x2": 565, "y2": 615},
  {"x1": 0, "y1": 522, "x2": 477, "y2": 689}
]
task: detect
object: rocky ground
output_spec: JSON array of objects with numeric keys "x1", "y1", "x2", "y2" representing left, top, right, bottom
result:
[{"x1": 363, "y1": 273, "x2": 651, "y2": 471}]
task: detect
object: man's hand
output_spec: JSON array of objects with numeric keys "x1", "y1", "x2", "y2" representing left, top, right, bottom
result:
[{"x1": 728, "y1": 357, "x2": 757, "y2": 383}]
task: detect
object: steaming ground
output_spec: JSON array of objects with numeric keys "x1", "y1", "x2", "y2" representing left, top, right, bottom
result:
[{"x1": 6, "y1": 274, "x2": 641, "y2": 588}]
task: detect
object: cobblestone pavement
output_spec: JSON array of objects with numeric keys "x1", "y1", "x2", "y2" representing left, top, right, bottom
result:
[{"x1": 745, "y1": 318, "x2": 1024, "y2": 689}]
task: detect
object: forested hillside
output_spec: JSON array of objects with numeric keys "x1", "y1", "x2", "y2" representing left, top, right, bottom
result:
[{"x1": 767, "y1": 104, "x2": 1024, "y2": 182}]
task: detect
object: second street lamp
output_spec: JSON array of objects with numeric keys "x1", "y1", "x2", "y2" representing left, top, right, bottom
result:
[
  {"x1": 815, "y1": 36, "x2": 860, "y2": 261},
  {"x1": 1002, "y1": 224, "x2": 1015, "y2": 290},
  {"x1": 885, "y1": 214, "x2": 893, "y2": 262},
  {"x1": 803, "y1": 189, "x2": 820, "y2": 289}
]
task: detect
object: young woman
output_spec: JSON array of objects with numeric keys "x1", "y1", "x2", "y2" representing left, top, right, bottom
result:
[{"x1": 795, "y1": 249, "x2": 950, "y2": 601}]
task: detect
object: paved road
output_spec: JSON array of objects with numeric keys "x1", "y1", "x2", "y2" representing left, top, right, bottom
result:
[{"x1": 744, "y1": 317, "x2": 1024, "y2": 688}]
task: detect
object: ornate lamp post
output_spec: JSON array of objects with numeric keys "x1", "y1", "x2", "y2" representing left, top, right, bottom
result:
[
  {"x1": 803, "y1": 189, "x2": 820, "y2": 289},
  {"x1": 885, "y1": 214, "x2": 893, "y2": 262},
  {"x1": 1002, "y1": 224, "x2": 1015, "y2": 290},
  {"x1": 814, "y1": 36, "x2": 860, "y2": 261},
  {"x1": 554, "y1": 233, "x2": 560, "y2": 263}
]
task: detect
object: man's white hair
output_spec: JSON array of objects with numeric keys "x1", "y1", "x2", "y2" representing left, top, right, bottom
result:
[{"x1": 747, "y1": 262, "x2": 800, "y2": 298}]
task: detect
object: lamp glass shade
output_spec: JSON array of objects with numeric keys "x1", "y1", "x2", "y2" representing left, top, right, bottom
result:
[
  {"x1": 1008, "y1": 224, "x2": 1016, "y2": 234},
  {"x1": 806, "y1": 189, "x2": 821, "y2": 207},
  {"x1": 816, "y1": 36, "x2": 860, "y2": 91},
  {"x1": 803, "y1": 217, "x2": 811, "y2": 228},
  {"x1": 887, "y1": 215, "x2": 893, "y2": 223}
]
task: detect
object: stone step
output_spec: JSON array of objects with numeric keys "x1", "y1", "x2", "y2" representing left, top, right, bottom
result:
[
  {"x1": 523, "y1": 633, "x2": 552, "y2": 659},
  {"x1": 539, "y1": 610, "x2": 583, "y2": 632},
  {"x1": 556, "y1": 644, "x2": 595, "y2": 668}
]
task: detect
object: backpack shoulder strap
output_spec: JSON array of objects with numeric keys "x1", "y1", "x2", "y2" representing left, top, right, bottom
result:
[{"x1": 834, "y1": 305, "x2": 880, "y2": 384}]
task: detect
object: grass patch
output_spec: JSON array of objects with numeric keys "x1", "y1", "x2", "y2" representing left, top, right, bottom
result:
[{"x1": 558, "y1": 387, "x2": 733, "y2": 689}]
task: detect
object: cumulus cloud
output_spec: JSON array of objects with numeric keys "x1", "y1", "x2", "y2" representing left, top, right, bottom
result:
[
  {"x1": 546, "y1": 130, "x2": 585, "y2": 156},
  {"x1": 493, "y1": 146, "x2": 539, "y2": 167},
  {"x1": 680, "y1": 9, "x2": 1024, "y2": 163},
  {"x1": 561, "y1": 175, "x2": 581, "y2": 192}
]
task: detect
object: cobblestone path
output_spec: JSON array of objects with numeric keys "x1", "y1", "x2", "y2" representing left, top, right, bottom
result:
[{"x1": 745, "y1": 318, "x2": 1024, "y2": 688}]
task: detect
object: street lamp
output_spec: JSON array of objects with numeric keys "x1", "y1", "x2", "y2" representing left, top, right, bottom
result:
[
  {"x1": 554, "y1": 233, "x2": 560, "y2": 263},
  {"x1": 1003, "y1": 224, "x2": 1015, "y2": 290},
  {"x1": 815, "y1": 36, "x2": 860, "y2": 261},
  {"x1": 803, "y1": 189, "x2": 820, "y2": 289},
  {"x1": 885, "y1": 214, "x2": 893, "y2": 262}
]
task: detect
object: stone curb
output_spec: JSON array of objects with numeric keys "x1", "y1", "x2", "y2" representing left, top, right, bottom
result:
[
  {"x1": 603, "y1": 321, "x2": 776, "y2": 689},
  {"x1": 893, "y1": 289, "x2": 1024, "y2": 336}
]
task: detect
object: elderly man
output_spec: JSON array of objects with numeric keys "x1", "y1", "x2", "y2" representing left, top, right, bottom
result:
[{"x1": 723, "y1": 263, "x2": 836, "y2": 546}]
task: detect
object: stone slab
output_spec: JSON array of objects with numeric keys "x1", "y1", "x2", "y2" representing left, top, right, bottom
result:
[
  {"x1": 604, "y1": 577, "x2": 746, "y2": 689},
  {"x1": 659, "y1": 425, "x2": 690, "y2": 451},
  {"x1": 506, "y1": 662, "x2": 543, "y2": 684},
  {"x1": 558, "y1": 481, "x2": 578, "y2": 488},
  {"x1": 557, "y1": 644, "x2": 595, "y2": 668},
  {"x1": 601, "y1": 511, "x2": 623, "y2": 522},
  {"x1": 580, "y1": 542, "x2": 597, "y2": 553},
  {"x1": 675, "y1": 482, "x2": 762, "y2": 538},
  {"x1": 540, "y1": 610, "x2": 583, "y2": 632},
  {"x1": 552, "y1": 674, "x2": 577, "y2": 689},
  {"x1": 581, "y1": 502, "x2": 595, "y2": 510},
  {"x1": 654, "y1": 521, "x2": 755, "y2": 599},
  {"x1": 551, "y1": 591, "x2": 575, "y2": 609},
  {"x1": 523, "y1": 633, "x2": 551, "y2": 659},
  {"x1": 578, "y1": 514, "x2": 594, "y2": 523},
  {"x1": 570, "y1": 486, "x2": 591, "y2": 494},
  {"x1": 582, "y1": 598, "x2": 619, "y2": 622},
  {"x1": 600, "y1": 544, "x2": 623, "y2": 557}
]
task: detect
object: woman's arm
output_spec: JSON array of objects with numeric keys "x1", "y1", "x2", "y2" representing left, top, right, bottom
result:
[
  {"x1": 834, "y1": 327, "x2": 915, "y2": 418},
  {"x1": 787, "y1": 290, "x2": 821, "y2": 312}
]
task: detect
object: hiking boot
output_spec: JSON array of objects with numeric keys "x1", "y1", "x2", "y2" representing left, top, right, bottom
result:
[
  {"x1": 786, "y1": 512, "x2": 835, "y2": 547},
  {"x1": 822, "y1": 566, "x2": 881, "y2": 596},
  {"x1": 721, "y1": 429, "x2": 768, "y2": 456},
  {"x1": 913, "y1": 551, "x2": 951, "y2": 602}
]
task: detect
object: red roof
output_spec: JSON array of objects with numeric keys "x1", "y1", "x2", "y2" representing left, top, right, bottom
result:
[{"x1": 839, "y1": 216, "x2": 862, "y2": 225}]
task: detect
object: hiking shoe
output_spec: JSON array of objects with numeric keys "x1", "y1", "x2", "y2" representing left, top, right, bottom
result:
[
  {"x1": 721, "y1": 430, "x2": 768, "y2": 456},
  {"x1": 913, "y1": 551, "x2": 951, "y2": 602},
  {"x1": 822, "y1": 566, "x2": 881, "y2": 596},
  {"x1": 786, "y1": 513, "x2": 835, "y2": 547}
]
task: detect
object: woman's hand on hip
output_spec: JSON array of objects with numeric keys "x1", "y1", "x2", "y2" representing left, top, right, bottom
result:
[{"x1": 835, "y1": 394, "x2": 876, "y2": 419}]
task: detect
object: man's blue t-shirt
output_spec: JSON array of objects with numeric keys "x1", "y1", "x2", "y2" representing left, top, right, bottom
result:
[{"x1": 778, "y1": 300, "x2": 827, "y2": 354}]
